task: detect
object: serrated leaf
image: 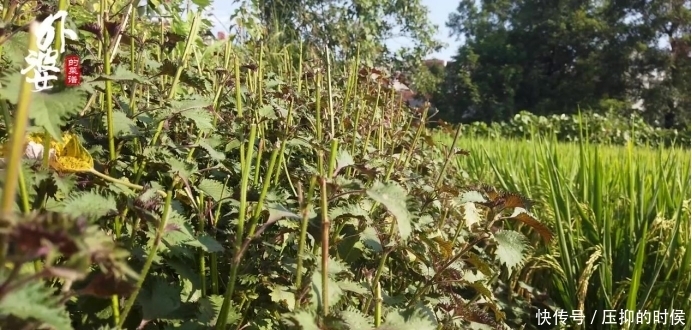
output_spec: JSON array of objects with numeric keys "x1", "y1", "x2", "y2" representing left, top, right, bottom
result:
[
  {"x1": 0, "y1": 280, "x2": 73, "y2": 330},
  {"x1": 330, "y1": 204, "x2": 370, "y2": 221},
  {"x1": 341, "y1": 308, "x2": 373, "y2": 329},
  {"x1": 460, "y1": 190, "x2": 487, "y2": 203},
  {"x1": 432, "y1": 236, "x2": 454, "y2": 259},
  {"x1": 0, "y1": 32, "x2": 30, "y2": 67},
  {"x1": 381, "y1": 308, "x2": 436, "y2": 330},
  {"x1": 337, "y1": 280, "x2": 368, "y2": 294},
  {"x1": 181, "y1": 109, "x2": 214, "y2": 132},
  {"x1": 28, "y1": 88, "x2": 87, "y2": 141},
  {"x1": 467, "y1": 280, "x2": 494, "y2": 301},
  {"x1": 465, "y1": 252, "x2": 493, "y2": 276},
  {"x1": 138, "y1": 276, "x2": 182, "y2": 320},
  {"x1": 197, "y1": 295, "x2": 222, "y2": 324},
  {"x1": 360, "y1": 226, "x2": 382, "y2": 252},
  {"x1": 258, "y1": 104, "x2": 277, "y2": 119},
  {"x1": 60, "y1": 191, "x2": 117, "y2": 219},
  {"x1": 334, "y1": 149, "x2": 355, "y2": 175},
  {"x1": 493, "y1": 230, "x2": 528, "y2": 272},
  {"x1": 366, "y1": 181, "x2": 412, "y2": 241},
  {"x1": 51, "y1": 172, "x2": 76, "y2": 195},
  {"x1": 167, "y1": 157, "x2": 197, "y2": 180},
  {"x1": 163, "y1": 212, "x2": 195, "y2": 247},
  {"x1": 285, "y1": 310, "x2": 320, "y2": 330},
  {"x1": 267, "y1": 204, "x2": 301, "y2": 223},
  {"x1": 309, "y1": 271, "x2": 343, "y2": 311},
  {"x1": 197, "y1": 295, "x2": 241, "y2": 326},
  {"x1": 505, "y1": 207, "x2": 553, "y2": 243},
  {"x1": 463, "y1": 201, "x2": 481, "y2": 228},
  {"x1": 93, "y1": 66, "x2": 149, "y2": 83},
  {"x1": 269, "y1": 285, "x2": 295, "y2": 311},
  {"x1": 320, "y1": 256, "x2": 348, "y2": 275},
  {"x1": 198, "y1": 139, "x2": 225, "y2": 160},
  {"x1": 185, "y1": 234, "x2": 224, "y2": 253},
  {"x1": 197, "y1": 178, "x2": 232, "y2": 202},
  {"x1": 106, "y1": 111, "x2": 140, "y2": 136}
]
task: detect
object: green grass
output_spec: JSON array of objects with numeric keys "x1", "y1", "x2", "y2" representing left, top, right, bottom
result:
[{"x1": 434, "y1": 132, "x2": 691, "y2": 329}]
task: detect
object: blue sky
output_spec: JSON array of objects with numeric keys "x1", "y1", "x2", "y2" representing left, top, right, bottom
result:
[{"x1": 203, "y1": 0, "x2": 462, "y2": 61}]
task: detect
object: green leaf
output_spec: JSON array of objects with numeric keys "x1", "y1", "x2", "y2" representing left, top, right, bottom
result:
[
  {"x1": 269, "y1": 285, "x2": 296, "y2": 311},
  {"x1": 166, "y1": 156, "x2": 197, "y2": 180},
  {"x1": 105, "y1": 110, "x2": 140, "y2": 136},
  {"x1": 337, "y1": 280, "x2": 369, "y2": 295},
  {"x1": 267, "y1": 204, "x2": 301, "y2": 223},
  {"x1": 340, "y1": 307, "x2": 373, "y2": 329},
  {"x1": 285, "y1": 310, "x2": 320, "y2": 330},
  {"x1": 181, "y1": 108, "x2": 214, "y2": 132},
  {"x1": 0, "y1": 32, "x2": 30, "y2": 68},
  {"x1": 258, "y1": 104, "x2": 277, "y2": 119},
  {"x1": 92, "y1": 66, "x2": 149, "y2": 83},
  {"x1": 197, "y1": 295, "x2": 241, "y2": 326},
  {"x1": 163, "y1": 211, "x2": 196, "y2": 248},
  {"x1": 334, "y1": 149, "x2": 355, "y2": 175},
  {"x1": 185, "y1": 234, "x2": 225, "y2": 253},
  {"x1": 366, "y1": 181, "x2": 412, "y2": 240},
  {"x1": 191, "y1": 0, "x2": 212, "y2": 8},
  {"x1": 493, "y1": 229, "x2": 528, "y2": 272},
  {"x1": 198, "y1": 139, "x2": 226, "y2": 160},
  {"x1": 137, "y1": 276, "x2": 182, "y2": 320},
  {"x1": 0, "y1": 279, "x2": 73, "y2": 330},
  {"x1": 46, "y1": 191, "x2": 117, "y2": 220},
  {"x1": 360, "y1": 226, "x2": 382, "y2": 252},
  {"x1": 309, "y1": 271, "x2": 344, "y2": 311},
  {"x1": 330, "y1": 203, "x2": 370, "y2": 222},
  {"x1": 197, "y1": 178, "x2": 232, "y2": 202},
  {"x1": 197, "y1": 295, "x2": 222, "y2": 325},
  {"x1": 0, "y1": 71, "x2": 86, "y2": 141},
  {"x1": 170, "y1": 98, "x2": 214, "y2": 132},
  {"x1": 381, "y1": 307, "x2": 437, "y2": 330}
]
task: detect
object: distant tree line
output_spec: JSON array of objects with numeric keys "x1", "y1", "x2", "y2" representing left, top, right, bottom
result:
[
  {"x1": 417, "y1": 0, "x2": 690, "y2": 132},
  {"x1": 141, "y1": 0, "x2": 689, "y2": 133}
]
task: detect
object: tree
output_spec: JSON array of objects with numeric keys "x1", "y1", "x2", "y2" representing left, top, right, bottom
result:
[
  {"x1": 440, "y1": 0, "x2": 690, "y2": 130},
  {"x1": 245, "y1": 0, "x2": 443, "y2": 72}
]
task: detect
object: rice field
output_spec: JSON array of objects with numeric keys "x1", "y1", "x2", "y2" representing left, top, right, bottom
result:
[{"x1": 434, "y1": 131, "x2": 691, "y2": 329}]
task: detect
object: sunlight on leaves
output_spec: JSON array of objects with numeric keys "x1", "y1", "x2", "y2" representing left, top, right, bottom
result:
[
  {"x1": 493, "y1": 230, "x2": 528, "y2": 272},
  {"x1": 366, "y1": 181, "x2": 412, "y2": 241},
  {"x1": 462, "y1": 201, "x2": 481, "y2": 228},
  {"x1": 269, "y1": 285, "x2": 296, "y2": 311}
]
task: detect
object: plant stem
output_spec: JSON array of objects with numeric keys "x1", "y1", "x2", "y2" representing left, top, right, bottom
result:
[
  {"x1": 0, "y1": 22, "x2": 38, "y2": 216},
  {"x1": 216, "y1": 124, "x2": 257, "y2": 329},
  {"x1": 117, "y1": 184, "x2": 176, "y2": 328},
  {"x1": 319, "y1": 171, "x2": 331, "y2": 321}
]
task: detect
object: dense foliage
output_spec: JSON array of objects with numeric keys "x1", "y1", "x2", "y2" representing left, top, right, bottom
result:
[
  {"x1": 0, "y1": 1, "x2": 549, "y2": 330},
  {"x1": 455, "y1": 110, "x2": 691, "y2": 148},
  {"x1": 0, "y1": 1, "x2": 689, "y2": 330},
  {"x1": 423, "y1": 0, "x2": 691, "y2": 135}
]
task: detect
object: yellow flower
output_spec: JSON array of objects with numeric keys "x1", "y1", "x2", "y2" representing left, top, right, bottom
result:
[
  {"x1": 1, "y1": 132, "x2": 94, "y2": 172},
  {"x1": 48, "y1": 132, "x2": 94, "y2": 172}
]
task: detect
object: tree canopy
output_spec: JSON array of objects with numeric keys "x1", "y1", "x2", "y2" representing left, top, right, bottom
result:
[{"x1": 432, "y1": 0, "x2": 690, "y2": 131}]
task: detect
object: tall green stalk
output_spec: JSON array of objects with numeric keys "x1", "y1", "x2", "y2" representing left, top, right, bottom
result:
[{"x1": 0, "y1": 23, "x2": 39, "y2": 269}]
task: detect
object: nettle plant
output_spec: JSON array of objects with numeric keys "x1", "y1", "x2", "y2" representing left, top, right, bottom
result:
[{"x1": 0, "y1": 1, "x2": 553, "y2": 330}]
